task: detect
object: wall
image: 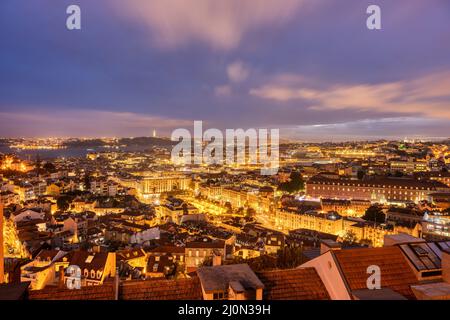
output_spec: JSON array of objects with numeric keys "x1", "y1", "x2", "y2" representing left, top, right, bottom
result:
[{"x1": 301, "y1": 251, "x2": 351, "y2": 300}]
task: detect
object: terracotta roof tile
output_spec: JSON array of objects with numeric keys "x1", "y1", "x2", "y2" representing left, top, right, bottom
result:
[
  {"x1": 0, "y1": 282, "x2": 30, "y2": 300},
  {"x1": 333, "y1": 246, "x2": 419, "y2": 299},
  {"x1": 35, "y1": 249, "x2": 61, "y2": 262},
  {"x1": 28, "y1": 283, "x2": 115, "y2": 300},
  {"x1": 186, "y1": 240, "x2": 225, "y2": 249},
  {"x1": 117, "y1": 248, "x2": 146, "y2": 261},
  {"x1": 147, "y1": 245, "x2": 185, "y2": 254},
  {"x1": 120, "y1": 277, "x2": 202, "y2": 300},
  {"x1": 59, "y1": 250, "x2": 109, "y2": 271},
  {"x1": 257, "y1": 268, "x2": 330, "y2": 300}
]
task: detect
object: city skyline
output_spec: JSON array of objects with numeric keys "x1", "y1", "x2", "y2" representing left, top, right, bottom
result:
[
  {"x1": 1, "y1": 0, "x2": 450, "y2": 139},
  {"x1": 3, "y1": 1, "x2": 450, "y2": 305}
]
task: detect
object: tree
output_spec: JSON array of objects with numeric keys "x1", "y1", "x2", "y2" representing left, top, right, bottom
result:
[
  {"x1": 243, "y1": 255, "x2": 277, "y2": 272},
  {"x1": 276, "y1": 247, "x2": 304, "y2": 269},
  {"x1": 357, "y1": 169, "x2": 366, "y2": 180},
  {"x1": 393, "y1": 171, "x2": 404, "y2": 177},
  {"x1": 165, "y1": 262, "x2": 178, "y2": 278},
  {"x1": 245, "y1": 207, "x2": 256, "y2": 218},
  {"x1": 182, "y1": 202, "x2": 189, "y2": 215},
  {"x1": 224, "y1": 202, "x2": 232, "y2": 214},
  {"x1": 360, "y1": 238, "x2": 373, "y2": 247},
  {"x1": 35, "y1": 154, "x2": 42, "y2": 171},
  {"x1": 84, "y1": 172, "x2": 91, "y2": 190},
  {"x1": 278, "y1": 171, "x2": 304, "y2": 193},
  {"x1": 362, "y1": 205, "x2": 386, "y2": 223},
  {"x1": 201, "y1": 257, "x2": 213, "y2": 267},
  {"x1": 43, "y1": 162, "x2": 56, "y2": 172},
  {"x1": 57, "y1": 195, "x2": 72, "y2": 211},
  {"x1": 342, "y1": 230, "x2": 357, "y2": 245}
]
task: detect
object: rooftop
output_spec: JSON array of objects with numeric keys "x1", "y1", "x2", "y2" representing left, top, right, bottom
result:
[
  {"x1": 196, "y1": 264, "x2": 264, "y2": 293},
  {"x1": 333, "y1": 246, "x2": 419, "y2": 299},
  {"x1": 116, "y1": 248, "x2": 146, "y2": 261},
  {"x1": 308, "y1": 175, "x2": 450, "y2": 190},
  {"x1": 399, "y1": 242, "x2": 443, "y2": 272},
  {"x1": 186, "y1": 240, "x2": 225, "y2": 249},
  {"x1": 351, "y1": 288, "x2": 408, "y2": 300},
  {"x1": 120, "y1": 278, "x2": 202, "y2": 300},
  {"x1": 411, "y1": 282, "x2": 450, "y2": 300},
  {"x1": 257, "y1": 268, "x2": 330, "y2": 300},
  {"x1": 28, "y1": 282, "x2": 115, "y2": 300},
  {"x1": 0, "y1": 282, "x2": 30, "y2": 300}
]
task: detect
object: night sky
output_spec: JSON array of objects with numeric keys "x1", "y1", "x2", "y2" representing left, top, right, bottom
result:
[{"x1": 1, "y1": 0, "x2": 449, "y2": 140}]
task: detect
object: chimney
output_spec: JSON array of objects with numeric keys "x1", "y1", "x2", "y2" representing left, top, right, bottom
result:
[
  {"x1": 212, "y1": 251, "x2": 222, "y2": 267},
  {"x1": 9, "y1": 261, "x2": 22, "y2": 284},
  {"x1": 442, "y1": 249, "x2": 450, "y2": 284},
  {"x1": 58, "y1": 267, "x2": 65, "y2": 289},
  {"x1": 0, "y1": 203, "x2": 4, "y2": 284}
]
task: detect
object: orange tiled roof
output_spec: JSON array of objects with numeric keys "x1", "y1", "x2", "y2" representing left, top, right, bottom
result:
[
  {"x1": 257, "y1": 268, "x2": 330, "y2": 300},
  {"x1": 120, "y1": 277, "x2": 202, "y2": 300},
  {"x1": 333, "y1": 246, "x2": 419, "y2": 299},
  {"x1": 35, "y1": 249, "x2": 61, "y2": 262},
  {"x1": 28, "y1": 283, "x2": 115, "y2": 300}
]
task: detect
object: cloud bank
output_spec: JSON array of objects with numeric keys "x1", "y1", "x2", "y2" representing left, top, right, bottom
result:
[
  {"x1": 250, "y1": 70, "x2": 450, "y2": 119},
  {"x1": 0, "y1": 110, "x2": 192, "y2": 138},
  {"x1": 116, "y1": 0, "x2": 304, "y2": 50}
]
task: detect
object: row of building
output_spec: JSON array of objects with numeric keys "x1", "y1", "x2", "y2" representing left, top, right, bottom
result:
[
  {"x1": 306, "y1": 174, "x2": 450, "y2": 204},
  {"x1": 3, "y1": 234, "x2": 450, "y2": 301}
]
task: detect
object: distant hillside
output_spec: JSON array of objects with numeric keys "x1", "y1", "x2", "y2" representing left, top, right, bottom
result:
[
  {"x1": 63, "y1": 137, "x2": 175, "y2": 148},
  {"x1": 119, "y1": 137, "x2": 175, "y2": 147},
  {"x1": 63, "y1": 139, "x2": 108, "y2": 148}
]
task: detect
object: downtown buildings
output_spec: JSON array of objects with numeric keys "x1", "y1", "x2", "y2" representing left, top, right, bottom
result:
[
  {"x1": 1, "y1": 138, "x2": 450, "y2": 300},
  {"x1": 306, "y1": 175, "x2": 450, "y2": 204}
]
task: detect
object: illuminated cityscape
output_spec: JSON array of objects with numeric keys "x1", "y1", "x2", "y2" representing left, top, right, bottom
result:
[
  {"x1": 1, "y1": 0, "x2": 450, "y2": 305},
  {"x1": 1, "y1": 137, "x2": 450, "y2": 300}
]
